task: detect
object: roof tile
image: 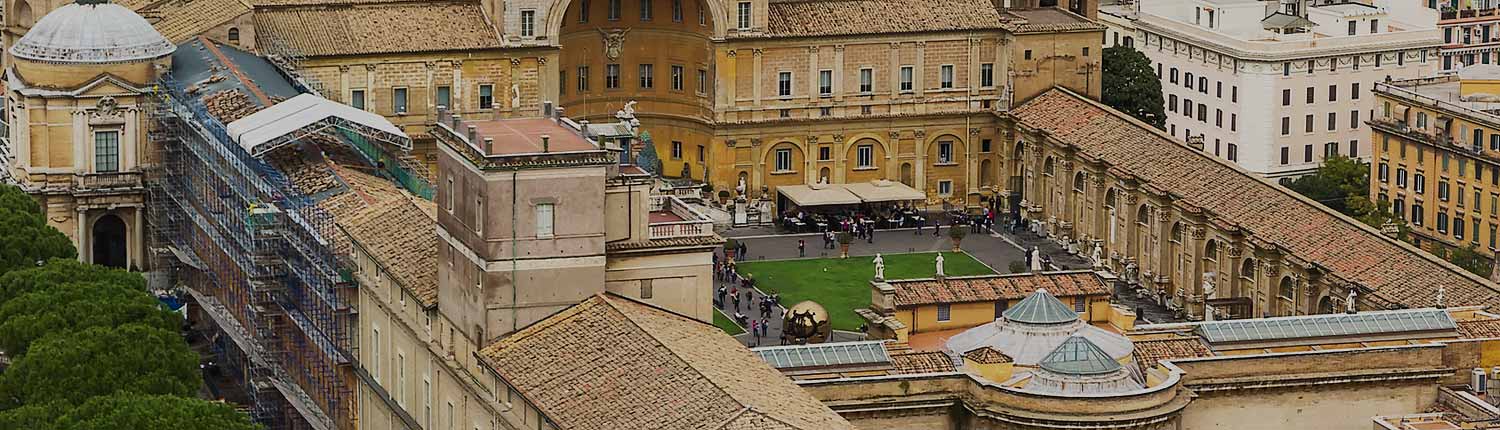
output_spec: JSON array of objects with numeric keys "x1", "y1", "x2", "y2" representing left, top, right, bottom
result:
[
  {"x1": 253, "y1": 1, "x2": 501, "y2": 57},
  {"x1": 887, "y1": 271, "x2": 1110, "y2": 307}
]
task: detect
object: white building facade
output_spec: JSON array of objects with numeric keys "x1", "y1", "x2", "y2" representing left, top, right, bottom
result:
[{"x1": 1136, "y1": 0, "x2": 1441, "y2": 179}]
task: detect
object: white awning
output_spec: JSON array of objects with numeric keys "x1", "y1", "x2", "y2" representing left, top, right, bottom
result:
[
  {"x1": 844, "y1": 180, "x2": 925, "y2": 203},
  {"x1": 227, "y1": 93, "x2": 409, "y2": 157},
  {"x1": 777, "y1": 184, "x2": 862, "y2": 207}
]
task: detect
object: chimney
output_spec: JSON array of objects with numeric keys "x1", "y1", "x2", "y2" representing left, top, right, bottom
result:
[
  {"x1": 541, "y1": 134, "x2": 551, "y2": 152},
  {"x1": 483, "y1": 138, "x2": 494, "y2": 154},
  {"x1": 556, "y1": 107, "x2": 566, "y2": 123},
  {"x1": 467, "y1": 125, "x2": 477, "y2": 142},
  {"x1": 451, "y1": 113, "x2": 461, "y2": 129},
  {"x1": 543, "y1": 101, "x2": 554, "y2": 118}
]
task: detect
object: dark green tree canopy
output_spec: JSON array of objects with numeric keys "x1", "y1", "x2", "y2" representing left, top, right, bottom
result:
[
  {"x1": 0, "y1": 259, "x2": 144, "y2": 306},
  {"x1": 0, "y1": 280, "x2": 180, "y2": 356},
  {"x1": 0, "y1": 186, "x2": 75, "y2": 275},
  {"x1": 1101, "y1": 46, "x2": 1166, "y2": 129},
  {"x1": 52, "y1": 394, "x2": 261, "y2": 430},
  {"x1": 0, "y1": 324, "x2": 200, "y2": 407}
]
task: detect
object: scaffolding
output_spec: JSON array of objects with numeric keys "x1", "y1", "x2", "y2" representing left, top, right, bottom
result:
[{"x1": 148, "y1": 75, "x2": 357, "y2": 430}]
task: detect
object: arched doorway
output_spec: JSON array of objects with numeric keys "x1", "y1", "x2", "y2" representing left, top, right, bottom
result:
[
  {"x1": 899, "y1": 162, "x2": 913, "y2": 186},
  {"x1": 979, "y1": 159, "x2": 994, "y2": 187},
  {"x1": 92, "y1": 214, "x2": 128, "y2": 269},
  {"x1": 819, "y1": 167, "x2": 831, "y2": 184},
  {"x1": 1133, "y1": 205, "x2": 1152, "y2": 273},
  {"x1": 1317, "y1": 296, "x2": 1335, "y2": 314}
]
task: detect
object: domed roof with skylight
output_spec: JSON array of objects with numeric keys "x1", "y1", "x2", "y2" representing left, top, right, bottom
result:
[
  {"x1": 9, "y1": 0, "x2": 175, "y2": 64},
  {"x1": 945, "y1": 288, "x2": 1134, "y2": 367}
]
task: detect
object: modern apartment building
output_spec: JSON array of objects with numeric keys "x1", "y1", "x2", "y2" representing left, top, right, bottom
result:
[
  {"x1": 1370, "y1": 65, "x2": 1500, "y2": 260},
  {"x1": 1438, "y1": 1, "x2": 1500, "y2": 72},
  {"x1": 1136, "y1": 0, "x2": 1441, "y2": 179}
]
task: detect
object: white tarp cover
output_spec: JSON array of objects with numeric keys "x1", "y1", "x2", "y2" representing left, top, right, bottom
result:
[
  {"x1": 227, "y1": 93, "x2": 408, "y2": 156},
  {"x1": 777, "y1": 184, "x2": 862, "y2": 207},
  {"x1": 844, "y1": 180, "x2": 925, "y2": 202}
]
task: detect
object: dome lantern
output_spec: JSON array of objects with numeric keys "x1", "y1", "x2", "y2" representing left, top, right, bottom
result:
[{"x1": 9, "y1": 1, "x2": 175, "y2": 64}]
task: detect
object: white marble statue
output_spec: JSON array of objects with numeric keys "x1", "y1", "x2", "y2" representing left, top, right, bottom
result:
[
  {"x1": 935, "y1": 254, "x2": 946, "y2": 277},
  {"x1": 1437, "y1": 285, "x2": 1446, "y2": 308},
  {"x1": 873, "y1": 253, "x2": 886, "y2": 280},
  {"x1": 736, "y1": 177, "x2": 747, "y2": 196},
  {"x1": 510, "y1": 83, "x2": 521, "y2": 109},
  {"x1": 1090, "y1": 242, "x2": 1103, "y2": 269},
  {"x1": 1028, "y1": 247, "x2": 1044, "y2": 272},
  {"x1": 1347, "y1": 289, "x2": 1358, "y2": 313}
]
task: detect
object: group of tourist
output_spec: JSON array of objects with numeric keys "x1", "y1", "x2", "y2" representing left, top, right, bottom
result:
[
  {"x1": 778, "y1": 204, "x2": 928, "y2": 234},
  {"x1": 713, "y1": 250, "x2": 783, "y2": 345}
]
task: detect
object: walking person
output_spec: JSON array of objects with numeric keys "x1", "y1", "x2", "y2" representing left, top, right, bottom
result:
[
  {"x1": 866, "y1": 224, "x2": 873, "y2": 243},
  {"x1": 933, "y1": 220, "x2": 941, "y2": 237},
  {"x1": 798, "y1": 239, "x2": 805, "y2": 257}
]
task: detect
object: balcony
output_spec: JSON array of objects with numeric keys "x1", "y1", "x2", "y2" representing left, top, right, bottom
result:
[
  {"x1": 73, "y1": 171, "x2": 144, "y2": 194},
  {"x1": 647, "y1": 195, "x2": 715, "y2": 240},
  {"x1": 1442, "y1": 8, "x2": 1500, "y2": 22}
]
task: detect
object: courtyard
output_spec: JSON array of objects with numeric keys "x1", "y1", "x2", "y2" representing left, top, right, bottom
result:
[{"x1": 736, "y1": 251, "x2": 994, "y2": 331}]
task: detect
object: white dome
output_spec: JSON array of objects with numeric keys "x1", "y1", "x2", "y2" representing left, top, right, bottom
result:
[{"x1": 9, "y1": 1, "x2": 174, "y2": 64}]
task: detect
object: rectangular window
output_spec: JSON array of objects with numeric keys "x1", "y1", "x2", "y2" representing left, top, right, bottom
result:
[
  {"x1": 737, "y1": 1, "x2": 751, "y2": 29},
  {"x1": 1281, "y1": 117, "x2": 1290, "y2": 135},
  {"x1": 1304, "y1": 144, "x2": 1313, "y2": 162},
  {"x1": 672, "y1": 0, "x2": 682, "y2": 21},
  {"x1": 351, "y1": 89, "x2": 366, "y2": 110},
  {"x1": 937, "y1": 304, "x2": 951, "y2": 322},
  {"x1": 778, "y1": 71, "x2": 792, "y2": 97},
  {"x1": 698, "y1": 69, "x2": 709, "y2": 94},
  {"x1": 536, "y1": 203, "x2": 555, "y2": 238},
  {"x1": 1282, "y1": 89, "x2": 1291, "y2": 106},
  {"x1": 578, "y1": 66, "x2": 590, "y2": 92},
  {"x1": 641, "y1": 280, "x2": 653, "y2": 299},
  {"x1": 697, "y1": 145, "x2": 704, "y2": 161},
  {"x1": 1305, "y1": 114, "x2": 1314, "y2": 133},
  {"x1": 606, "y1": 64, "x2": 621, "y2": 89},
  {"x1": 475, "y1": 198, "x2": 483, "y2": 233},
  {"x1": 609, "y1": 0, "x2": 621, "y2": 19},
  {"x1": 671, "y1": 141, "x2": 682, "y2": 159},
  {"x1": 981, "y1": 139, "x2": 992, "y2": 153},
  {"x1": 436, "y1": 86, "x2": 451, "y2": 109},
  {"x1": 639, "y1": 64, "x2": 654, "y2": 88},
  {"x1": 818, "y1": 69, "x2": 832, "y2": 96},
  {"x1": 94, "y1": 131, "x2": 119, "y2": 173},
  {"x1": 579, "y1": 0, "x2": 590, "y2": 22},
  {"x1": 775, "y1": 148, "x2": 792, "y2": 171},
  {"x1": 371, "y1": 327, "x2": 381, "y2": 381},
  {"x1": 859, "y1": 68, "x2": 873, "y2": 93},
  {"x1": 1232, "y1": 86, "x2": 1238, "y2": 102},
  {"x1": 857, "y1": 145, "x2": 874, "y2": 167},
  {"x1": 671, "y1": 65, "x2": 684, "y2": 90},
  {"x1": 1350, "y1": 110, "x2": 1359, "y2": 129},
  {"x1": 1228, "y1": 143, "x2": 1238, "y2": 161},
  {"x1": 899, "y1": 66, "x2": 914, "y2": 92},
  {"x1": 1324, "y1": 142, "x2": 1338, "y2": 159},
  {"x1": 995, "y1": 300, "x2": 1008, "y2": 318},
  {"x1": 393, "y1": 87, "x2": 408, "y2": 113},
  {"x1": 1328, "y1": 112, "x2": 1336, "y2": 131},
  {"x1": 1231, "y1": 113, "x2": 1237, "y2": 131},
  {"x1": 521, "y1": 10, "x2": 536, "y2": 36},
  {"x1": 940, "y1": 65, "x2": 954, "y2": 89},
  {"x1": 818, "y1": 146, "x2": 830, "y2": 160},
  {"x1": 1329, "y1": 84, "x2": 1337, "y2": 102},
  {"x1": 938, "y1": 180, "x2": 953, "y2": 196},
  {"x1": 1306, "y1": 86, "x2": 1314, "y2": 104},
  {"x1": 1074, "y1": 297, "x2": 1087, "y2": 313},
  {"x1": 1352, "y1": 82, "x2": 1361, "y2": 100},
  {"x1": 640, "y1": 0, "x2": 652, "y2": 20},
  {"x1": 981, "y1": 63, "x2": 994, "y2": 87},
  {"x1": 479, "y1": 84, "x2": 494, "y2": 109},
  {"x1": 938, "y1": 141, "x2": 953, "y2": 163}
]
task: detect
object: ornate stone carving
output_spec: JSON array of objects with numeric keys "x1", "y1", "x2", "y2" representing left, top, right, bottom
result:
[
  {"x1": 914, "y1": 130, "x2": 926, "y2": 139},
  {"x1": 888, "y1": 131, "x2": 901, "y2": 140},
  {"x1": 1124, "y1": 194, "x2": 1139, "y2": 205},
  {"x1": 750, "y1": 138, "x2": 763, "y2": 147},
  {"x1": 914, "y1": 41, "x2": 927, "y2": 48},
  {"x1": 833, "y1": 134, "x2": 845, "y2": 142},
  {"x1": 1155, "y1": 210, "x2": 1171, "y2": 222},
  {"x1": 338, "y1": 65, "x2": 351, "y2": 73},
  {"x1": 889, "y1": 42, "x2": 901, "y2": 50},
  {"x1": 726, "y1": 139, "x2": 738, "y2": 147},
  {"x1": 510, "y1": 58, "x2": 523, "y2": 66},
  {"x1": 424, "y1": 61, "x2": 437, "y2": 70},
  {"x1": 536, "y1": 57, "x2": 547, "y2": 65},
  {"x1": 752, "y1": 48, "x2": 763, "y2": 56},
  {"x1": 805, "y1": 135, "x2": 818, "y2": 144},
  {"x1": 452, "y1": 60, "x2": 464, "y2": 67},
  {"x1": 808, "y1": 46, "x2": 819, "y2": 53},
  {"x1": 969, "y1": 128, "x2": 982, "y2": 136},
  {"x1": 1190, "y1": 226, "x2": 1206, "y2": 240},
  {"x1": 1228, "y1": 246, "x2": 1244, "y2": 258},
  {"x1": 833, "y1": 44, "x2": 845, "y2": 52},
  {"x1": 364, "y1": 64, "x2": 378, "y2": 72},
  {"x1": 726, "y1": 49, "x2": 737, "y2": 57},
  {"x1": 599, "y1": 28, "x2": 631, "y2": 61}
]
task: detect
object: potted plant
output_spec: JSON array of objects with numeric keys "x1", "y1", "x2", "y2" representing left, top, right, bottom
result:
[
  {"x1": 724, "y1": 238, "x2": 739, "y2": 261},
  {"x1": 837, "y1": 232, "x2": 853, "y2": 258},
  {"x1": 948, "y1": 225, "x2": 968, "y2": 252},
  {"x1": 718, "y1": 190, "x2": 731, "y2": 205}
]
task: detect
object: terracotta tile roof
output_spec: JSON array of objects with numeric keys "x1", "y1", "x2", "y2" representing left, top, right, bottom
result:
[
  {"x1": 889, "y1": 350, "x2": 957, "y2": 374},
  {"x1": 887, "y1": 271, "x2": 1110, "y2": 307},
  {"x1": 962, "y1": 346, "x2": 1012, "y2": 364},
  {"x1": 1458, "y1": 318, "x2": 1500, "y2": 339},
  {"x1": 1010, "y1": 88, "x2": 1500, "y2": 311},
  {"x1": 136, "y1": 0, "x2": 251, "y2": 43},
  {"x1": 478, "y1": 294, "x2": 856, "y2": 430},
  {"x1": 250, "y1": 0, "x2": 416, "y2": 6},
  {"x1": 605, "y1": 235, "x2": 725, "y2": 252},
  {"x1": 764, "y1": 0, "x2": 1008, "y2": 38},
  {"x1": 341, "y1": 196, "x2": 438, "y2": 308},
  {"x1": 1132, "y1": 337, "x2": 1213, "y2": 369},
  {"x1": 1002, "y1": 8, "x2": 1105, "y2": 33},
  {"x1": 253, "y1": 1, "x2": 501, "y2": 57}
]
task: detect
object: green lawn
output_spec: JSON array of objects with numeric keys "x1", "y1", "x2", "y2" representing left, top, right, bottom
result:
[
  {"x1": 737, "y1": 252, "x2": 994, "y2": 331},
  {"x1": 713, "y1": 308, "x2": 745, "y2": 335}
]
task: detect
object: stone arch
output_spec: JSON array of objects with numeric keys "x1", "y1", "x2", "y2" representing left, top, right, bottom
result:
[
  {"x1": 1237, "y1": 258, "x2": 1256, "y2": 299},
  {"x1": 924, "y1": 132, "x2": 969, "y2": 156},
  {"x1": 544, "y1": 0, "x2": 729, "y2": 41},
  {"x1": 1043, "y1": 156, "x2": 1056, "y2": 176},
  {"x1": 1277, "y1": 276, "x2": 1297, "y2": 316},
  {"x1": 92, "y1": 213, "x2": 128, "y2": 269},
  {"x1": 13, "y1": 0, "x2": 34, "y2": 27},
  {"x1": 228, "y1": 27, "x2": 241, "y2": 45},
  {"x1": 819, "y1": 166, "x2": 831, "y2": 183},
  {"x1": 1317, "y1": 295, "x2": 1335, "y2": 314},
  {"x1": 899, "y1": 162, "x2": 914, "y2": 186},
  {"x1": 844, "y1": 136, "x2": 887, "y2": 182}
]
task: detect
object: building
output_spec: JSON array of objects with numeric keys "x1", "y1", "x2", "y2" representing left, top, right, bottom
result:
[
  {"x1": 1369, "y1": 65, "x2": 1500, "y2": 260},
  {"x1": 1006, "y1": 87, "x2": 1500, "y2": 321},
  {"x1": 1134, "y1": 0, "x2": 1441, "y2": 179},
  {"x1": 1099, "y1": 0, "x2": 1139, "y2": 49},
  {"x1": 857, "y1": 270, "x2": 1122, "y2": 343},
  {"x1": 1438, "y1": 3, "x2": 1500, "y2": 72},
  {"x1": 1, "y1": 1, "x2": 176, "y2": 269},
  {"x1": 475, "y1": 292, "x2": 856, "y2": 430}
]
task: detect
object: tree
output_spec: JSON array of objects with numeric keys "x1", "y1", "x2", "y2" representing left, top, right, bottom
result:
[
  {"x1": 1285, "y1": 155, "x2": 1370, "y2": 216},
  {"x1": 0, "y1": 324, "x2": 200, "y2": 408},
  {"x1": 1101, "y1": 46, "x2": 1166, "y2": 129},
  {"x1": 0, "y1": 185, "x2": 74, "y2": 275},
  {"x1": 51, "y1": 394, "x2": 260, "y2": 430},
  {"x1": 1445, "y1": 246, "x2": 1491, "y2": 277},
  {"x1": 636, "y1": 130, "x2": 662, "y2": 177},
  {"x1": 0, "y1": 281, "x2": 181, "y2": 356},
  {"x1": 0, "y1": 259, "x2": 144, "y2": 306}
]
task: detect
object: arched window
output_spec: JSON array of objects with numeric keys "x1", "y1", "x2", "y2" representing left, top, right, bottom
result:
[
  {"x1": 1136, "y1": 205, "x2": 1151, "y2": 225},
  {"x1": 1072, "y1": 172, "x2": 1086, "y2": 192},
  {"x1": 1170, "y1": 222, "x2": 1184, "y2": 243},
  {"x1": 1278, "y1": 277, "x2": 1296, "y2": 299},
  {"x1": 1240, "y1": 258, "x2": 1256, "y2": 279},
  {"x1": 1185, "y1": 72, "x2": 1195, "y2": 88},
  {"x1": 1043, "y1": 157, "x2": 1056, "y2": 176},
  {"x1": 979, "y1": 160, "x2": 994, "y2": 186},
  {"x1": 228, "y1": 27, "x2": 240, "y2": 44},
  {"x1": 1105, "y1": 188, "x2": 1118, "y2": 209},
  {"x1": 1204, "y1": 240, "x2": 1219, "y2": 260},
  {"x1": 1123, "y1": 36, "x2": 1135, "y2": 48}
]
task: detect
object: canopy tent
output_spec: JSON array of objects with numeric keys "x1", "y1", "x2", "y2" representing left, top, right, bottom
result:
[
  {"x1": 777, "y1": 184, "x2": 862, "y2": 207},
  {"x1": 844, "y1": 180, "x2": 925, "y2": 203},
  {"x1": 227, "y1": 93, "x2": 411, "y2": 158}
]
